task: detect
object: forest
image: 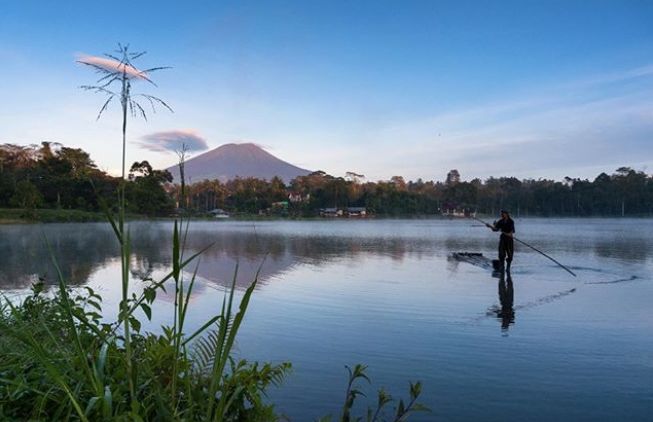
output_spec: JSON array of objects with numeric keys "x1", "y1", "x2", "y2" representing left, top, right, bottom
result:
[
  {"x1": 2, "y1": 142, "x2": 652, "y2": 218},
  {"x1": 176, "y1": 168, "x2": 653, "y2": 217},
  {"x1": 0, "y1": 142, "x2": 173, "y2": 216}
]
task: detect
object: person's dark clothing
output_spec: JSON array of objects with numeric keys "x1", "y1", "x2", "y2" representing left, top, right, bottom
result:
[
  {"x1": 493, "y1": 217, "x2": 515, "y2": 264},
  {"x1": 493, "y1": 217, "x2": 515, "y2": 235},
  {"x1": 498, "y1": 235, "x2": 514, "y2": 264}
]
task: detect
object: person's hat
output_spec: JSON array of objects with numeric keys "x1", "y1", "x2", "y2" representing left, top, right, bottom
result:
[{"x1": 500, "y1": 209, "x2": 509, "y2": 214}]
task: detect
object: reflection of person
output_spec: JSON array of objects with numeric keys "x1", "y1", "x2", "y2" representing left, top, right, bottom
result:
[
  {"x1": 497, "y1": 270, "x2": 515, "y2": 330},
  {"x1": 486, "y1": 210, "x2": 515, "y2": 269}
]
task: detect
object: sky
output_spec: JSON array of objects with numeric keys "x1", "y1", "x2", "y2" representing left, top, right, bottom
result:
[{"x1": 1, "y1": 0, "x2": 652, "y2": 182}]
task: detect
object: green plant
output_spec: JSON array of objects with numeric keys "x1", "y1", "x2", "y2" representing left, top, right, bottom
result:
[
  {"x1": 0, "y1": 236, "x2": 291, "y2": 420},
  {"x1": 318, "y1": 364, "x2": 428, "y2": 422},
  {"x1": 9, "y1": 180, "x2": 43, "y2": 210}
]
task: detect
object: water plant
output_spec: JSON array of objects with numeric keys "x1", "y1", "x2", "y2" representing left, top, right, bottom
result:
[{"x1": 319, "y1": 364, "x2": 428, "y2": 422}]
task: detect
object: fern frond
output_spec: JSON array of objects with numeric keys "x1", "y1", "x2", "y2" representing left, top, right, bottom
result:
[{"x1": 191, "y1": 330, "x2": 220, "y2": 373}]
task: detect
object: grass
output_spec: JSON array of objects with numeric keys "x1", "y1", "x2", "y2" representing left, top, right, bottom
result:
[
  {"x1": 0, "y1": 208, "x2": 184, "y2": 224},
  {"x1": 0, "y1": 208, "x2": 108, "y2": 223}
]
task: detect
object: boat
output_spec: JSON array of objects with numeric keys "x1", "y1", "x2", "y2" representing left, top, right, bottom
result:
[{"x1": 451, "y1": 252, "x2": 502, "y2": 271}]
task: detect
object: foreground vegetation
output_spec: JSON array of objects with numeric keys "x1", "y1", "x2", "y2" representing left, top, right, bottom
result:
[{"x1": 0, "y1": 255, "x2": 291, "y2": 420}]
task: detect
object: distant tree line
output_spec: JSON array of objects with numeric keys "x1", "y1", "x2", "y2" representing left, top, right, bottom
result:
[
  {"x1": 178, "y1": 168, "x2": 653, "y2": 217},
  {"x1": 0, "y1": 142, "x2": 173, "y2": 215},
  {"x1": 2, "y1": 143, "x2": 651, "y2": 217}
]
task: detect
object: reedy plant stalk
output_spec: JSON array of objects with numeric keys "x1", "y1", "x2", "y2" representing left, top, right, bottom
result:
[
  {"x1": 79, "y1": 43, "x2": 172, "y2": 407},
  {"x1": 118, "y1": 62, "x2": 133, "y2": 403},
  {"x1": 170, "y1": 218, "x2": 198, "y2": 406},
  {"x1": 169, "y1": 147, "x2": 196, "y2": 406}
]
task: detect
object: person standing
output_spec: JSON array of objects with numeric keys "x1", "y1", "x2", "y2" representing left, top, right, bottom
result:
[{"x1": 486, "y1": 210, "x2": 515, "y2": 268}]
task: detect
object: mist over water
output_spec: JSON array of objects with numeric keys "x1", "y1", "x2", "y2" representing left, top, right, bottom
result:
[{"x1": 1, "y1": 218, "x2": 651, "y2": 420}]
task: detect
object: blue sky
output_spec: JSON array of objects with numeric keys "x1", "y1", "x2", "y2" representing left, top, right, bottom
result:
[{"x1": 1, "y1": 0, "x2": 652, "y2": 181}]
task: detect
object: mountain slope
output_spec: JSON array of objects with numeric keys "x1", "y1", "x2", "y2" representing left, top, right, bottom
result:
[{"x1": 166, "y1": 143, "x2": 311, "y2": 184}]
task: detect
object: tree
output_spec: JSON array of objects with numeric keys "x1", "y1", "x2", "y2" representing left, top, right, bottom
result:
[
  {"x1": 176, "y1": 143, "x2": 189, "y2": 209},
  {"x1": 58, "y1": 147, "x2": 97, "y2": 177},
  {"x1": 10, "y1": 180, "x2": 42, "y2": 210},
  {"x1": 446, "y1": 169, "x2": 460, "y2": 186},
  {"x1": 345, "y1": 171, "x2": 365, "y2": 184},
  {"x1": 126, "y1": 160, "x2": 173, "y2": 215},
  {"x1": 390, "y1": 176, "x2": 407, "y2": 191},
  {"x1": 268, "y1": 176, "x2": 287, "y2": 202}
]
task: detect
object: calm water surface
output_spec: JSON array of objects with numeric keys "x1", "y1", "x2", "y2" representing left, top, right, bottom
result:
[{"x1": 1, "y1": 218, "x2": 652, "y2": 421}]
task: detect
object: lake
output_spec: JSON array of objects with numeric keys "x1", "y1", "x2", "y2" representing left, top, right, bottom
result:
[{"x1": 1, "y1": 218, "x2": 652, "y2": 421}]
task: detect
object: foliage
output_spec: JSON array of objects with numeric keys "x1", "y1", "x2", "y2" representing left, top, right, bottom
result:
[
  {"x1": 317, "y1": 364, "x2": 428, "y2": 422},
  {"x1": 1, "y1": 180, "x2": 291, "y2": 420},
  {"x1": 0, "y1": 142, "x2": 117, "y2": 211},
  {"x1": 0, "y1": 243, "x2": 291, "y2": 420},
  {"x1": 126, "y1": 160, "x2": 174, "y2": 215},
  {"x1": 0, "y1": 208, "x2": 108, "y2": 224},
  {"x1": 0, "y1": 142, "x2": 172, "y2": 216},
  {"x1": 2, "y1": 139, "x2": 650, "y2": 218},
  {"x1": 177, "y1": 168, "x2": 653, "y2": 217},
  {"x1": 9, "y1": 180, "x2": 42, "y2": 210}
]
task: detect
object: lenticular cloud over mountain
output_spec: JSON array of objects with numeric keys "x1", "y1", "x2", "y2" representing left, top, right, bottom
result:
[{"x1": 139, "y1": 130, "x2": 209, "y2": 153}]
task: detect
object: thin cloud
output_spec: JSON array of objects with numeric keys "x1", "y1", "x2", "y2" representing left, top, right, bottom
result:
[
  {"x1": 571, "y1": 64, "x2": 653, "y2": 88},
  {"x1": 337, "y1": 64, "x2": 653, "y2": 181},
  {"x1": 76, "y1": 54, "x2": 147, "y2": 80},
  {"x1": 139, "y1": 130, "x2": 209, "y2": 153}
]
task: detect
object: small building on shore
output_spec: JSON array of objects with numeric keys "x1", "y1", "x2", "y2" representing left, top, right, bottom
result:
[
  {"x1": 208, "y1": 208, "x2": 230, "y2": 218},
  {"x1": 288, "y1": 192, "x2": 310, "y2": 203},
  {"x1": 441, "y1": 208, "x2": 476, "y2": 218},
  {"x1": 346, "y1": 207, "x2": 367, "y2": 217},
  {"x1": 319, "y1": 207, "x2": 343, "y2": 217},
  {"x1": 319, "y1": 207, "x2": 369, "y2": 217}
]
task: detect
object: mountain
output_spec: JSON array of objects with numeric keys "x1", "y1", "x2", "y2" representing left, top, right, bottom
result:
[{"x1": 165, "y1": 143, "x2": 311, "y2": 184}]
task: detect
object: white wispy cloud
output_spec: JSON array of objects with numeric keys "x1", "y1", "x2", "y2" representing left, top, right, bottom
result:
[
  {"x1": 568, "y1": 64, "x2": 653, "y2": 88},
  {"x1": 350, "y1": 64, "x2": 653, "y2": 181}
]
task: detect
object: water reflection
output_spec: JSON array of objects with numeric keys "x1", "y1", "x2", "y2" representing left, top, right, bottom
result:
[
  {"x1": 592, "y1": 238, "x2": 650, "y2": 262},
  {"x1": 1, "y1": 219, "x2": 652, "y2": 293},
  {"x1": 0, "y1": 222, "x2": 444, "y2": 290},
  {"x1": 496, "y1": 270, "x2": 515, "y2": 331},
  {"x1": 0, "y1": 223, "x2": 118, "y2": 289}
]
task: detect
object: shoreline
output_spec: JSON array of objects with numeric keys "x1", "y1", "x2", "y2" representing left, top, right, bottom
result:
[{"x1": 2, "y1": 208, "x2": 652, "y2": 224}]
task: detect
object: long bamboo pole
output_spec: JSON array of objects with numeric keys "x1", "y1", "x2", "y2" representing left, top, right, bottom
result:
[{"x1": 470, "y1": 215, "x2": 577, "y2": 277}]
